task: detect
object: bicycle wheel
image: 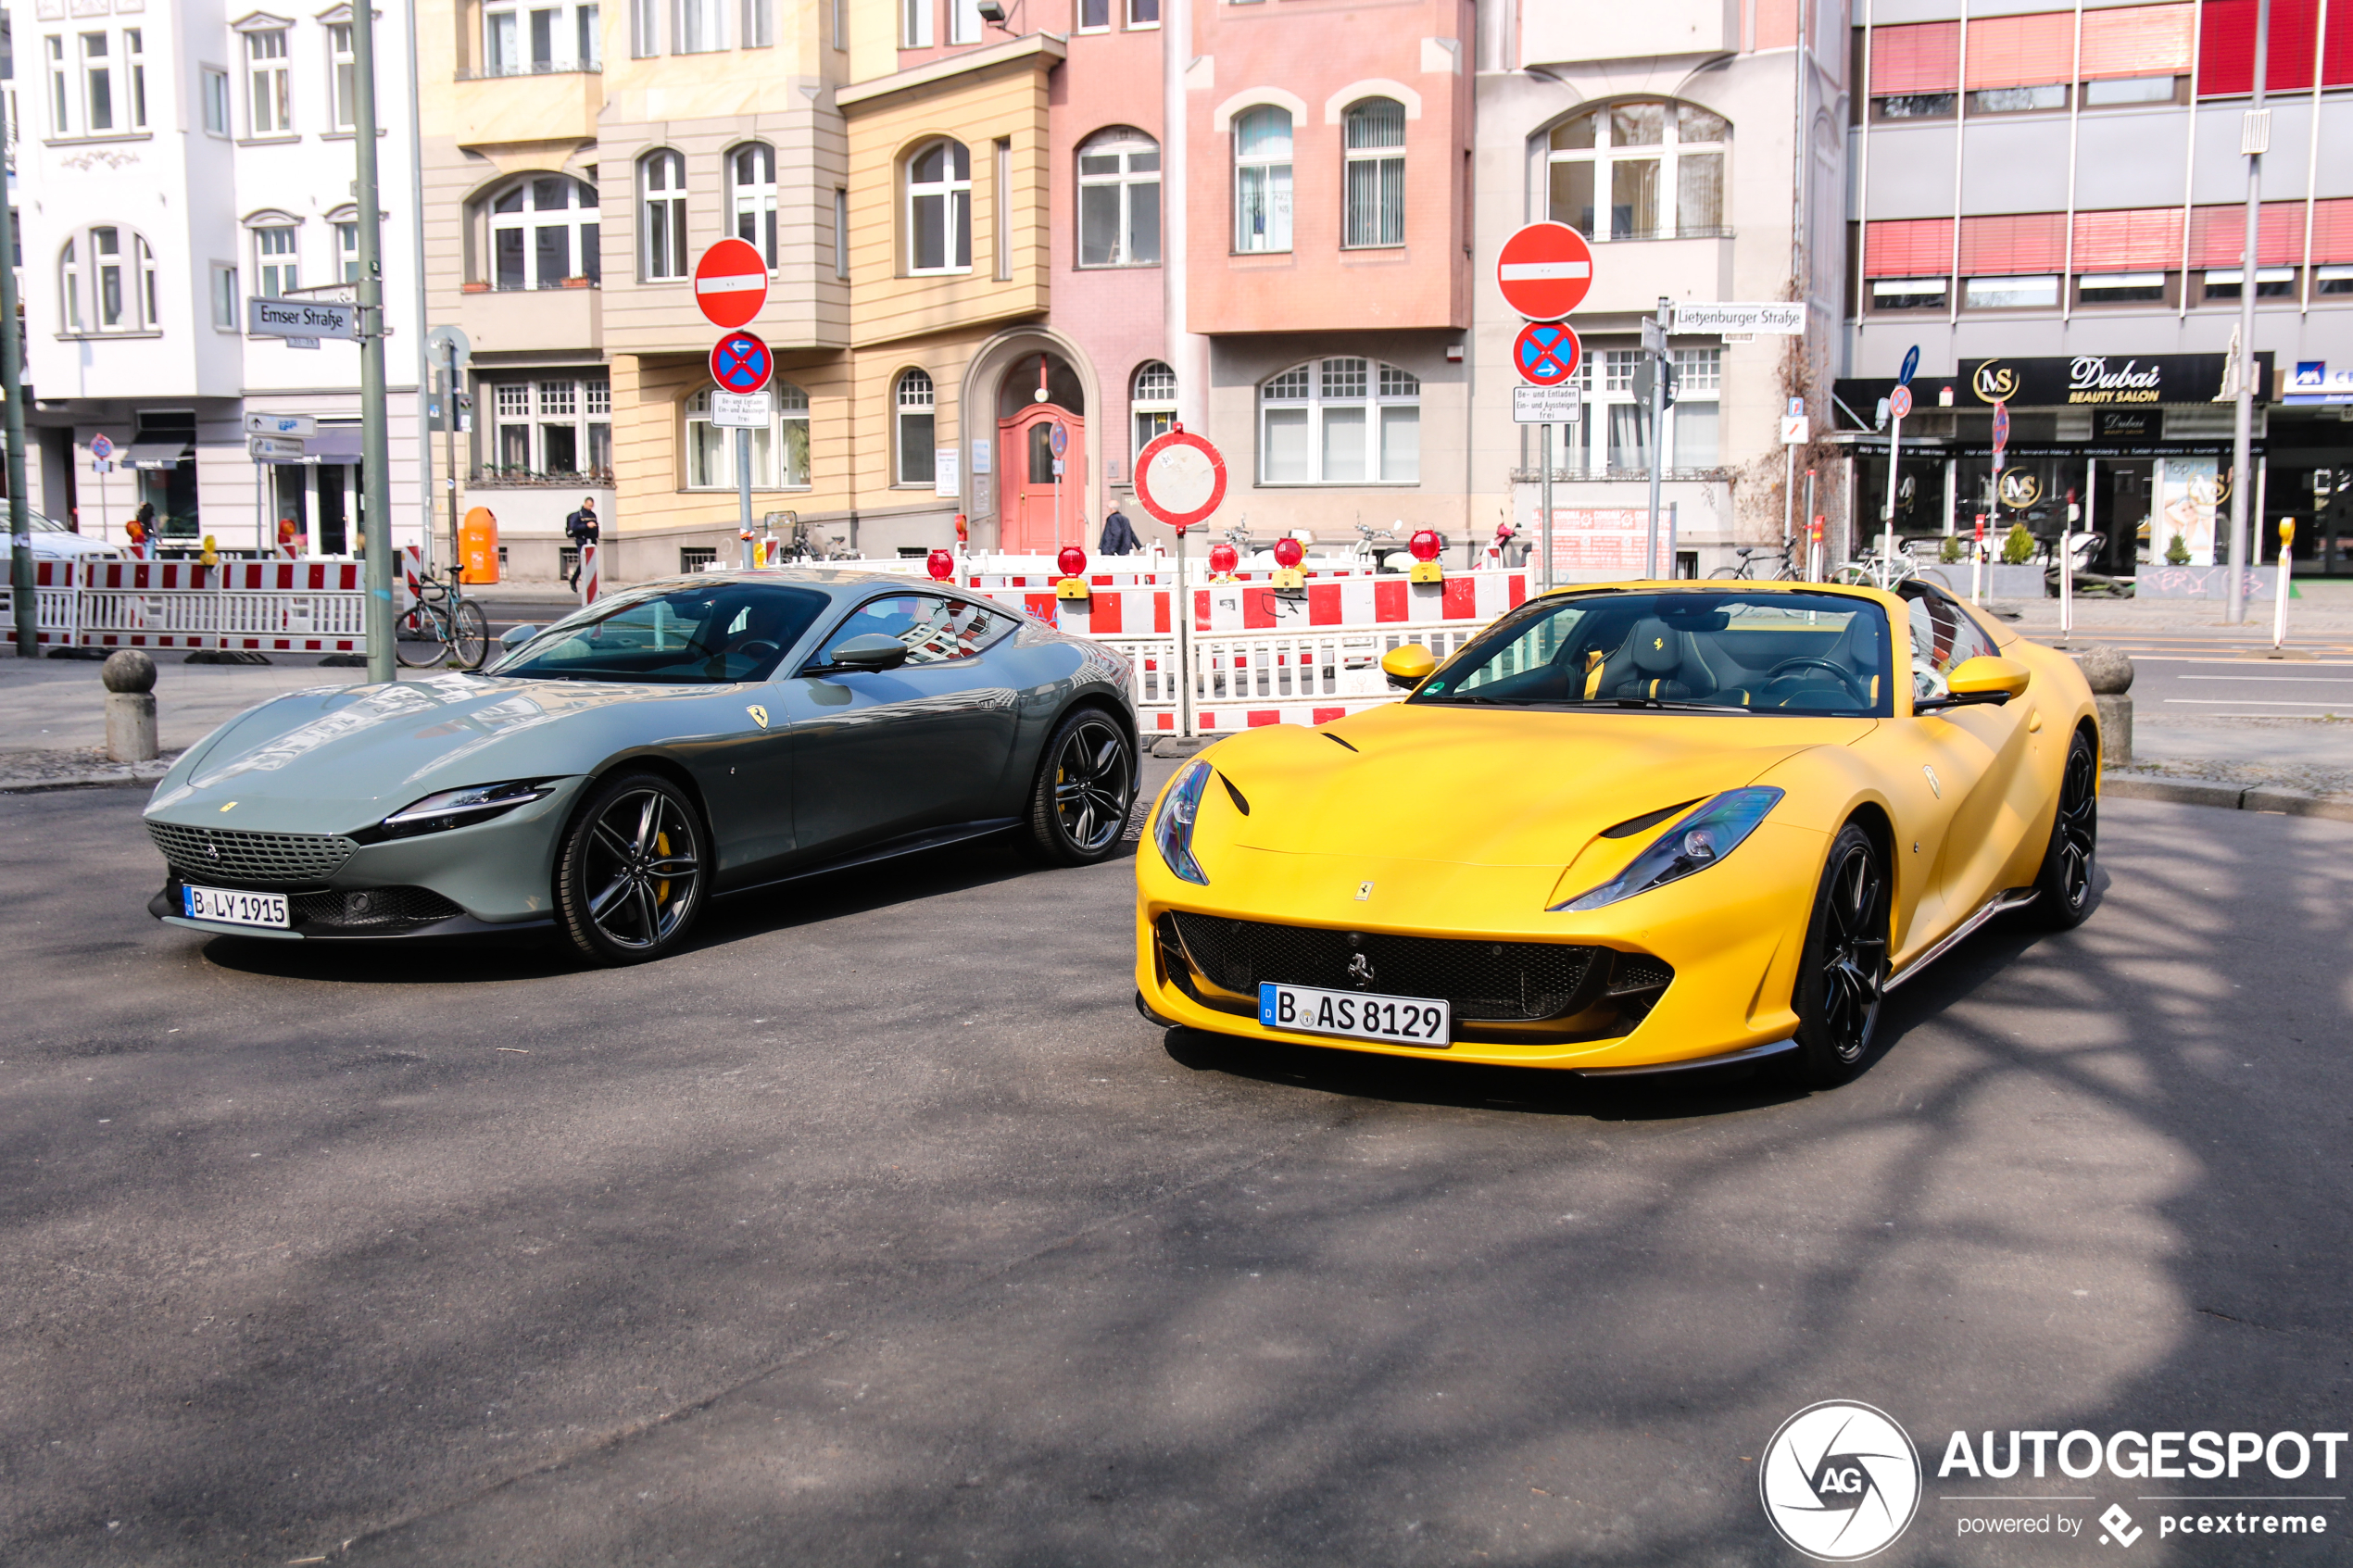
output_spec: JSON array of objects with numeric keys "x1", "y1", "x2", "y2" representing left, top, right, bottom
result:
[
  {"x1": 393, "y1": 603, "x2": 450, "y2": 669},
  {"x1": 1706, "y1": 566, "x2": 1744, "y2": 580},
  {"x1": 449, "y1": 598, "x2": 490, "y2": 671},
  {"x1": 1830, "y1": 564, "x2": 1875, "y2": 587}
]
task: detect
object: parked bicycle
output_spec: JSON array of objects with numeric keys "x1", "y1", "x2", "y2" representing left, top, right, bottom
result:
[
  {"x1": 1831, "y1": 545, "x2": 1924, "y2": 591},
  {"x1": 1707, "y1": 543, "x2": 1800, "y2": 582},
  {"x1": 394, "y1": 566, "x2": 491, "y2": 671}
]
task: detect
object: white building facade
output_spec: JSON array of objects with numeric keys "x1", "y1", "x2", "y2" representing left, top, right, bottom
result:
[{"x1": 15, "y1": 0, "x2": 425, "y2": 556}]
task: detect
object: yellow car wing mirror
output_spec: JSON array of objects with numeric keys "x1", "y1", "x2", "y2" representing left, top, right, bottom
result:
[
  {"x1": 1922, "y1": 655, "x2": 2030, "y2": 710},
  {"x1": 1381, "y1": 644, "x2": 1438, "y2": 690}
]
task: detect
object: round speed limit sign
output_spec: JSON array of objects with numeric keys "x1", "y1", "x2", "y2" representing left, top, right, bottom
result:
[{"x1": 1132, "y1": 427, "x2": 1227, "y2": 531}]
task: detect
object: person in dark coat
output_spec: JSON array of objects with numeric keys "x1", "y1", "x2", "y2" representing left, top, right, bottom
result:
[
  {"x1": 565, "y1": 497, "x2": 599, "y2": 589},
  {"x1": 1098, "y1": 506, "x2": 1139, "y2": 557}
]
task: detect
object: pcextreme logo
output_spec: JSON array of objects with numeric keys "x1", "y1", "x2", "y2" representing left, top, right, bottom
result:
[{"x1": 1760, "y1": 1400, "x2": 1924, "y2": 1561}]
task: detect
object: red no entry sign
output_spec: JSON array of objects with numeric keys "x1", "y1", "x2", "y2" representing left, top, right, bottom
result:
[
  {"x1": 1133, "y1": 427, "x2": 1227, "y2": 531},
  {"x1": 1513, "y1": 320, "x2": 1582, "y2": 387},
  {"x1": 710, "y1": 330, "x2": 774, "y2": 395},
  {"x1": 694, "y1": 238, "x2": 769, "y2": 331},
  {"x1": 1496, "y1": 221, "x2": 1595, "y2": 321}
]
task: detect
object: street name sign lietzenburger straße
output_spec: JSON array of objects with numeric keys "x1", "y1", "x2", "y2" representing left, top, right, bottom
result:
[
  {"x1": 1672, "y1": 302, "x2": 1806, "y2": 335},
  {"x1": 1495, "y1": 221, "x2": 1594, "y2": 321},
  {"x1": 694, "y1": 239, "x2": 770, "y2": 331},
  {"x1": 248, "y1": 297, "x2": 359, "y2": 341}
]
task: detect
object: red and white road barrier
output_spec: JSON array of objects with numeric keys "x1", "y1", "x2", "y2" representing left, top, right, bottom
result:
[
  {"x1": 4, "y1": 558, "x2": 369, "y2": 653},
  {"x1": 579, "y1": 541, "x2": 600, "y2": 605}
]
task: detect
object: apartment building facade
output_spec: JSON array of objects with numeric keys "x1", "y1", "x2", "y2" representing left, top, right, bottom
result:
[
  {"x1": 15, "y1": 0, "x2": 425, "y2": 554},
  {"x1": 1835, "y1": 0, "x2": 2353, "y2": 575}
]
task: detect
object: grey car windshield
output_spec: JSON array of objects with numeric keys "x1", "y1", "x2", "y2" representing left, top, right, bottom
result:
[
  {"x1": 1412, "y1": 590, "x2": 1894, "y2": 716},
  {"x1": 490, "y1": 583, "x2": 831, "y2": 684}
]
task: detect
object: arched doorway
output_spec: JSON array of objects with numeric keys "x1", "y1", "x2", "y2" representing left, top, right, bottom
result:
[{"x1": 998, "y1": 353, "x2": 1086, "y2": 555}]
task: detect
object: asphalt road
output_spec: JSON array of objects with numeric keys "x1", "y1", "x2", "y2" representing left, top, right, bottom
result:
[{"x1": 4, "y1": 784, "x2": 2350, "y2": 1566}]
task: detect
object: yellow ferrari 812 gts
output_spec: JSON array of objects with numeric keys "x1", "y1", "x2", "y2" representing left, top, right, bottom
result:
[{"x1": 1135, "y1": 581, "x2": 2099, "y2": 1088}]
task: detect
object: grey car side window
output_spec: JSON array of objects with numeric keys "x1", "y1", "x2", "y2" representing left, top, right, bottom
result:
[{"x1": 816, "y1": 594, "x2": 1010, "y2": 668}]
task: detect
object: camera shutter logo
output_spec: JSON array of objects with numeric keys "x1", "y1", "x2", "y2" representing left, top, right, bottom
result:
[{"x1": 1759, "y1": 1400, "x2": 1922, "y2": 1561}]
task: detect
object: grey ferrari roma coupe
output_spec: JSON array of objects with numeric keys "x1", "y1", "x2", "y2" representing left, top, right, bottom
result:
[{"x1": 143, "y1": 571, "x2": 1139, "y2": 963}]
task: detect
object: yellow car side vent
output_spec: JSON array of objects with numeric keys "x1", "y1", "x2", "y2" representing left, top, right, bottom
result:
[
  {"x1": 1219, "y1": 773, "x2": 1252, "y2": 816},
  {"x1": 1600, "y1": 797, "x2": 1704, "y2": 840},
  {"x1": 1320, "y1": 731, "x2": 1359, "y2": 753}
]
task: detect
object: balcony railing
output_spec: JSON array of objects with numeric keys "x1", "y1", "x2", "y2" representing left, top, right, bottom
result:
[
  {"x1": 456, "y1": 60, "x2": 602, "y2": 81},
  {"x1": 471, "y1": 466, "x2": 615, "y2": 489},
  {"x1": 1509, "y1": 467, "x2": 1732, "y2": 483}
]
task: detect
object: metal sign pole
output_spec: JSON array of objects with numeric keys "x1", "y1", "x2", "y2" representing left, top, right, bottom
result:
[
  {"x1": 1540, "y1": 422, "x2": 1554, "y2": 593},
  {"x1": 1881, "y1": 408, "x2": 1903, "y2": 580},
  {"x1": 2225, "y1": 0, "x2": 2273, "y2": 627},
  {"x1": 1803, "y1": 467, "x2": 1817, "y2": 582},
  {"x1": 1644, "y1": 298, "x2": 1668, "y2": 578},
  {"x1": 1782, "y1": 445, "x2": 1796, "y2": 557},
  {"x1": 445, "y1": 340, "x2": 463, "y2": 569},
  {"x1": 0, "y1": 84, "x2": 32, "y2": 657},
  {"x1": 350, "y1": 0, "x2": 396, "y2": 683},
  {"x1": 737, "y1": 427, "x2": 754, "y2": 569},
  {"x1": 1175, "y1": 526, "x2": 1192, "y2": 738}
]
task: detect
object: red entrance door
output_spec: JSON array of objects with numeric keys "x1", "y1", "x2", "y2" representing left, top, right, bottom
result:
[{"x1": 998, "y1": 403, "x2": 1085, "y2": 555}]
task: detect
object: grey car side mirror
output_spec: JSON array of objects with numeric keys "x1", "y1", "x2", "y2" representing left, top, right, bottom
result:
[
  {"x1": 497, "y1": 623, "x2": 538, "y2": 650},
  {"x1": 825, "y1": 633, "x2": 911, "y2": 672}
]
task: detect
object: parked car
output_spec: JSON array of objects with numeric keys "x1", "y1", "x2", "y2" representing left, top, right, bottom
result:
[{"x1": 22, "y1": 511, "x2": 123, "y2": 561}]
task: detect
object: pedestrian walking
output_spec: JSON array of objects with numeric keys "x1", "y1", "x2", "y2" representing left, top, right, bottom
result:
[
  {"x1": 1099, "y1": 505, "x2": 1139, "y2": 557},
  {"x1": 565, "y1": 496, "x2": 600, "y2": 590}
]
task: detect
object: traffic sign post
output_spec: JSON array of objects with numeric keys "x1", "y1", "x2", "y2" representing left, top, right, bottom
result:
[
  {"x1": 1512, "y1": 320, "x2": 1581, "y2": 387},
  {"x1": 710, "y1": 331, "x2": 774, "y2": 395},
  {"x1": 1050, "y1": 420, "x2": 1069, "y2": 551},
  {"x1": 693, "y1": 238, "x2": 770, "y2": 330},
  {"x1": 1495, "y1": 222, "x2": 1594, "y2": 320},
  {"x1": 1882, "y1": 380, "x2": 1915, "y2": 566},
  {"x1": 1897, "y1": 344, "x2": 1921, "y2": 389},
  {"x1": 1135, "y1": 426, "x2": 1228, "y2": 741},
  {"x1": 1780, "y1": 397, "x2": 1808, "y2": 555},
  {"x1": 707, "y1": 328, "x2": 774, "y2": 567}
]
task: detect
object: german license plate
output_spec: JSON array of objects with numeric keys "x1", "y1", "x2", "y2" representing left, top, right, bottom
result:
[
  {"x1": 1258, "y1": 982, "x2": 1451, "y2": 1047},
  {"x1": 182, "y1": 884, "x2": 290, "y2": 929}
]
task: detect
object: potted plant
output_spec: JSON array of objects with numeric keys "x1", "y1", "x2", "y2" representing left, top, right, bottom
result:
[
  {"x1": 460, "y1": 280, "x2": 491, "y2": 295},
  {"x1": 560, "y1": 275, "x2": 592, "y2": 289},
  {"x1": 2165, "y1": 533, "x2": 2190, "y2": 565}
]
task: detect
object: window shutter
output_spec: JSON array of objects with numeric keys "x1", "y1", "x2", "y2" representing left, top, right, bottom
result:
[
  {"x1": 1862, "y1": 217, "x2": 1955, "y2": 276},
  {"x1": 1965, "y1": 12, "x2": 2077, "y2": 89},
  {"x1": 1869, "y1": 22, "x2": 1960, "y2": 94},
  {"x1": 1957, "y1": 212, "x2": 2068, "y2": 274},
  {"x1": 2312, "y1": 198, "x2": 2353, "y2": 265},
  {"x1": 2070, "y1": 207, "x2": 2186, "y2": 269},
  {"x1": 2186, "y1": 200, "x2": 2307, "y2": 266},
  {"x1": 2080, "y1": 5, "x2": 2194, "y2": 79},
  {"x1": 2197, "y1": 0, "x2": 2321, "y2": 94},
  {"x1": 2329, "y1": 0, "x2": 2353, "y2": 84}
]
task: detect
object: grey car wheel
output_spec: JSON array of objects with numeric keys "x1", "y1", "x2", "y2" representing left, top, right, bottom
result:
[
  {"x1": 556, "y1": 772, "x2": 707, "y2": 964},
  {"x1": 1022, "y1": 709, "x2": 1136, "y2": 867}
]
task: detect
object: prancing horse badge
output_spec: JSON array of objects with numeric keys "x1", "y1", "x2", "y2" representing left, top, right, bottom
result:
[{"x1": 747, "y1": 706, "x2": 770, "y2": 730}]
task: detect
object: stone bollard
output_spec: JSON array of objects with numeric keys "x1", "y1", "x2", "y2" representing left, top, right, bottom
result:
[
  {"x1": 101, "y1": 648, "x2": 159, "y2": 763},
  {"x1": 2069, "y1": 644, "x2": 2133, "y2": 767}
]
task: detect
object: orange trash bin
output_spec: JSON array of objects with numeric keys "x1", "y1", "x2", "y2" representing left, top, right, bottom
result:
[{"x1": 459, "y1": 506, "x2": 500, "y2": 584}]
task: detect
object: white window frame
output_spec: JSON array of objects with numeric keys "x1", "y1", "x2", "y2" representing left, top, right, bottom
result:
[
  {"x1": 484, "y1": 376, "x2": 613, "y2": 480},
  {"x1": 905, "y1": 139, "x2": 971, "y2": 275},
  {"x1": 1257, "y1": 358, "x2": 1420, "y2": 485},
  {"x1": 79, "y1": 31, "x2": 116, "y2": 135},
  {"x1": 329, "y1": 23, "x2": 356, "y2": 130},
  {"x1": 201, "y1": 65, "x2": 232, "y2": 136},
  {"x1": 252, "y1": 221, "x2": 299, "y2": 298},
  {"x1": 1131, "y1": 359, "x2": 1177, "y2": 455},
  {"x1": 684, "y1": 382, "x2": 810, "y2": 490},
  {"x1": 673, "y1": 0, "x2": 724, "y2": 53},
  {"x1": 1126, "y1": 0, "x2": 1159, "y2": 26},
  {"x1": 487, "y1": 174, "x2": 601, "y2": 290},
  {"x1": 728, "y1": 143, "x2": 778, "y2": 269},
  {"x1": 639, "y1": 150, "x2": 688, "y2": 281},
  {"x1": 61, "y1": 224, "x2": 157, "y2": 334},
  {"x1": 46, "y1": 36, "x2": 72, "y2": 138},
  {"x1": 210, "y1": 263, "x2": 241, "y2": 330},
  {"x1": 487, "y1": 0, "x2": 601, "y2": 70},
  {"x1": 1544, "y1": 99, "x2": 1730, "y2": 244},
  {"x1": 1341, "y1": 97, "x2": 1405, "y2": 249},
  {"x1": 333, "y1": 216, "x2": 360, "y2": 281},
  {"x1": 1076, "y1": 126, "x2": 1161, "y2": 268},
  {"x1": 1076, "y1": 0, "x2": 1110, "y2": 28},
  {"x1": 124, "y1": 29, "x2": 147, "y2": 130},
  {"x1": 902, "y1": 0, "x2": 933, "y2": 46},
  {"x1": 742, "y1": 0, "x2": 773, "y2": 47},
  {"x1": 895, "y1": 369, "x2": 936, "y2": 485},
  {"x1": 630, "y1": 0, "x2": 661, "y2": 56},
  {"x1": 1233, "y1": 104, "x2": 1292, "y2": 254},
  {"x1": 1559, "y1": 345, "x2": 1721, "y2": 475},
  {"x1": 834, "y1": 187, "x2": 850, "y2": 279},
  {"x1": 947, "y1": 0, "x2": 981, "y2": 43},
  {"x1": 245, "y1": 28, "x2": 292, "y2": 136}
]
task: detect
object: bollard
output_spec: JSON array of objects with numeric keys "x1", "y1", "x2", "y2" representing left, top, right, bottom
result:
[
  {"x1": 101, "y1": 648, "x2": 159, "y2": 763},
  {"x1": 2069, "y1": 644, "x2": 2133, "y2": 768}
]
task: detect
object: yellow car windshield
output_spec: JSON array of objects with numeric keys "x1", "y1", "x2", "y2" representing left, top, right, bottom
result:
[{"x1": 1414, "y1": 590, "x2": 1893, "y2": 716}]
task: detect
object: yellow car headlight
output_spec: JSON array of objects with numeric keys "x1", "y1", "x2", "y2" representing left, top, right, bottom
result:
[
  {"x1": 1153, "y1": 759, "x2": 1214, "y2": 884},
  {"x1": 1552, "y1": 786, "x2": 1784, "y2": 911}
]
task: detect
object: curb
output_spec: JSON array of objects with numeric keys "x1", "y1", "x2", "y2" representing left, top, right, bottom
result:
[
  {"x1": 2105, "y1": 774, "x2": 2353, "y2": 822},
  {"x1": 0, "y1": 764, "x2": 171, "y2": 794}
]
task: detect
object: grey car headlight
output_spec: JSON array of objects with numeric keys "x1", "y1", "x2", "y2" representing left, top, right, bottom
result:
[
  {"x1": 1551, "y1": 787, "x2": 1784, "y2": 911},
  {"x1": 380, "y1": 780, "x2": 556, "y2": 839}
]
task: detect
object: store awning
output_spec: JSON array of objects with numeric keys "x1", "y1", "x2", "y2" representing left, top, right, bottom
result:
[{"x1": 127, "y1": 440, "x2": 194, "y2": 470}]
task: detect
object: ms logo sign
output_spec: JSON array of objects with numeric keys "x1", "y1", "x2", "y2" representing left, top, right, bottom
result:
[{"x1": 1761, "y1": 1401, "x2": 1924, "y2": 1561}]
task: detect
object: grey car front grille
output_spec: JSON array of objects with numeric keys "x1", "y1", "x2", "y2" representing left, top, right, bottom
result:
[{"x1": 149, "y1": 822, "x2": 358, "y2": 884}]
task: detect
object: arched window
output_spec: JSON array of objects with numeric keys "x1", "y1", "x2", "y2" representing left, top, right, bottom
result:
[
  {"x1": 905, "y1": 139, "x2": 971, "y2": 274},
  {"x1": 1077, "y1": 126, "x2": 1160, "y2": 268},
  {"x1": 729, "y1": 144, "x2": 778, "y2": 269},
  {"x1": 1545, "y1": 100, "x2": 1728, "y2": 242},
  {"x1": 1341, "y1": 97, "x2": 1405, "y2": 248},
  {"x1": 639, "y1": 150, "x2": 687, "y2": 280},
  {"x1": 61, "y1": 225, "x2": 158, "y2": 333},
  {"x1": 487, "y1": 174, "x2": 600, "y2": 290},
  {"x1": 1131, "y1": 359, "x2": 1177, "y2": 452},
  {"x1": 685, "y1": 380, "x2": 810, "y2": 489},
  {"x1": 1233, "y1": 106, "x2": 1292, "y2": 254},
  {"x1": 1259, "y1": 358, "x2": 1417, "y2": 484},
  {"x1": 895, "y1": 369, "x2": 936, "y2": 484}
]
